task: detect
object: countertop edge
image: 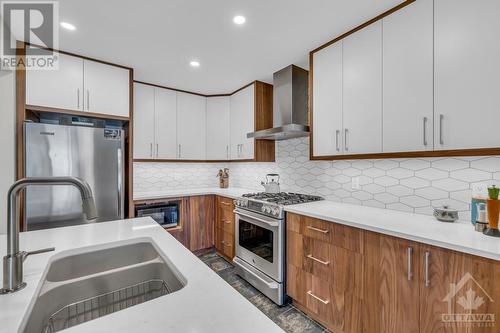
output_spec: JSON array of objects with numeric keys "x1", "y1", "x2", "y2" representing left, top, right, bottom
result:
[{"x1": 284, "y1": 206, "x2": 500, "y2": 262}]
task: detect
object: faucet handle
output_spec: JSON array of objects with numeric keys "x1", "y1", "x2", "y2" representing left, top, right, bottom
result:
[{"x1": 22, "y1": 247, "x2": 55, "y2": 262}]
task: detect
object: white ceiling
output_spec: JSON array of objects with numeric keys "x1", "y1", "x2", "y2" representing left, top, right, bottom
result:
[{"x1": 55, "y1": 0, "x2": 402, "y2": 95}]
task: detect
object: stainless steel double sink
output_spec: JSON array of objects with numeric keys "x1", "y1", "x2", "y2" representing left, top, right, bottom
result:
[{"x1": 20, "y1": 239, "x2": 186, "y2": 333}]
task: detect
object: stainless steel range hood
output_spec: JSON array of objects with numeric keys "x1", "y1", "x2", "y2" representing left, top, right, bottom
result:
[{"x1": 247, "y1": 65, "x2": 309, "y2": 141}]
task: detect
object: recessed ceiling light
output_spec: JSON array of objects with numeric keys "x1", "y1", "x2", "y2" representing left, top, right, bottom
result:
[
  {"x1": 233, "y1": 15, "x2": 246, "y2": 25},
  {"x1": 60, "y1": 22, "x2": 76, "y2": 31},
  {"x1": 190, "y1": 61, "x2": 200, "y2": 67}
]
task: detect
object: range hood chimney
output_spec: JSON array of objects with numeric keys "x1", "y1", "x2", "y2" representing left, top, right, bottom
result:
[{"x1": 247, "y1": 65, "x2": 309, "y2": 141}]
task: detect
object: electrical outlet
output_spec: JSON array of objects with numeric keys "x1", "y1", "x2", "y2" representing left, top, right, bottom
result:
[{"x1": 351, "y1": 177, "x2": 360, "y2": 190}]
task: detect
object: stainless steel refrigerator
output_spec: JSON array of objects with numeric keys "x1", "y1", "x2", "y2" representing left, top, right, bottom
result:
[{"x1": 24, "y1": 122, "x2": 125, "y2": 230}]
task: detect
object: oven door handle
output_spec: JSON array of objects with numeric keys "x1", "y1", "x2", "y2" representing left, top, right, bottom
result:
[{"x1": 234, "y1": 210, "x2": 280, "y2": 227}]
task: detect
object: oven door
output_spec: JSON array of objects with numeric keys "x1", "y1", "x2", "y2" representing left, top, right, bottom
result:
[{"x1": 235, "y1": 209, "x2": 283, "y2": 282}]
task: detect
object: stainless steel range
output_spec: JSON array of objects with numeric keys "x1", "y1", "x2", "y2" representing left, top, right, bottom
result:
[{"x1": 233, "y1": 192, "x2": 323, "y2": 305}]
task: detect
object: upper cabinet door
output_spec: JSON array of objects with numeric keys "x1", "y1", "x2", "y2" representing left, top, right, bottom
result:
[
  {"x1": 83, "y1": 60, "x2": 130, "y2": 117},
  {"x1": 133, "y1": 83, "x2": 155, "y2": 159},
  {"x1": 206, "y1": 96, "x2": 230, "y2": 160},
  {"x1": 312, "y1": 41, "x2": 343, "y2": 157},
  {"x1": 155, "y1": 88, "x2": 177, "y2": 159},
  {"x1": 26, "y1": 52, "x2": 84, "y2": 111},
  {"x1": 230, "y1": 84, "x2": 255, "y2": 160},
  {"x1": 383, "y1": 0, "x2": 434, "y2": 153},
  {"x1": 435, "y1": 0, "x2": 500, "y2": 150},
  {"x1": 342, "y1": 22, "x2": 382, "y2": 155},
  {"x1": 177, "y1": 92, "x2": 207, "y2": 160}
]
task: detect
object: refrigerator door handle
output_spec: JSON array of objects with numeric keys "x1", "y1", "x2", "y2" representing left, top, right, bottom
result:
[{"x1": 117, "y1": 148, "x2": 124, "y2": 218}]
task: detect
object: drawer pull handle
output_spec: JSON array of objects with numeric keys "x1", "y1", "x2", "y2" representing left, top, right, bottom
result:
[
  {"x1": 307, "y1": 291, "x2": 330, "y2": 305},
  {"x1": 307, "y1": 254, "x2": 330, "y2": 266},
  {"x1": 306, "y1": 225, "x2": 329, "y2": 234},
  {"x1": 223, "y1": 220, "x2": 231, "y2": 224},
  {"x1": 221, "y1": 202, "x2": 232, "y2": 206}
]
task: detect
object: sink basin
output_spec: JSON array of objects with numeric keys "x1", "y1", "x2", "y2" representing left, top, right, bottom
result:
[{"x1": 20, "y1": 238, "x2": 186, "y2": 333}]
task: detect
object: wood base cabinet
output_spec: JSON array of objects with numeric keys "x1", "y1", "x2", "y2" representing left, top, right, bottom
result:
[
  {"x1": 287, "y1": 214, "x2": 500, "y2": 333},
  {"x1": 287, "y1": 213, "x2": 364, "y2": 333},
  {"x1": 215, "y1": 196, "x2": 235, "y2": 260},
  {"x1": 188, "y1": 195, "x2": 215, "y2": 252}
]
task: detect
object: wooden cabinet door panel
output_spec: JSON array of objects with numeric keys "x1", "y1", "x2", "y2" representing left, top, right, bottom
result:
[
  {"x1": 188, "y1": 195, "x2": 214, "y2": 251},
  {"x1": 419, "y1": 245, "x2": 469, "y2": 333},
  {"x1": 363, "y1": 232, "x2": 420, "y2": 333}
]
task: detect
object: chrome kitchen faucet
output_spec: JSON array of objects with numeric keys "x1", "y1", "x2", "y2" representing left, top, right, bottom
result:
[{"x1": 1, "y1": 177, "x2": 98, "y2": 294}]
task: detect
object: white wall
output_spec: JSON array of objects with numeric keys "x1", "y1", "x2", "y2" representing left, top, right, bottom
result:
[{"x1": 0, "y1": 70, "x2": 16, "y2": 234}]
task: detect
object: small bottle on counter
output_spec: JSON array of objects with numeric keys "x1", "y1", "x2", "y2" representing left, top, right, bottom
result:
[{"x1": 475, "y1": 203, "x2": 488, "y2": 232}]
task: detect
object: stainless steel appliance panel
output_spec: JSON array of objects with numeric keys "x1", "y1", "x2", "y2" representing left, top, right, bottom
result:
[
  {"x1": 235, "y1": 209, "x2": 283, "y2": 282},
  {"x1": 24, "y1": 123, "x2": 124, "y2": 230}
]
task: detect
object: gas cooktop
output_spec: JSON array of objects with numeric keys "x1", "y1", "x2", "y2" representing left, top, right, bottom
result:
[{"x1": 241, "y1": 192, "x2": 324, "y2": 206}]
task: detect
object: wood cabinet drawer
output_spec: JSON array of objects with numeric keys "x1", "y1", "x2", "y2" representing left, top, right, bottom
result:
[
  {"x1": 287, "y1": 213, "x2": 363, "y2": 253},
  {"x1": 218, "y1": 196, "x2": 234, "y2": 210},
  {"x1": 287, "y1": 265, "x2": 362, "y2": 333},
  {"x1": 215, "y1": 227, "x2": 234, "y2": 260},
  {"x1": 216, "y1": 215, "x2": 234, "y2": 234}
]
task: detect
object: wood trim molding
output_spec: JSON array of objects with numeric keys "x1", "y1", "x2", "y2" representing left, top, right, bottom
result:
[
  {"x1": 25, "y1": 104, "x2": 130, "y2": 121},
  {"x1": 311, "y1": 148, "x2": 500, "y2": 161},
  {"x1": 24, "y1": 42, "x2": 132, "y2": 70},
  {"x1": 132, "y1": 79, "x2": 268, "y2": 98},
  {"x1": 310, "y1": 0, "x2": 415, "y2": 54},
  {"x1": 133, "y1": 159, "x2": 255, "y2": 163},
  {"x1": 126, "y1": 69, "x2": 134, "y2": 218}
]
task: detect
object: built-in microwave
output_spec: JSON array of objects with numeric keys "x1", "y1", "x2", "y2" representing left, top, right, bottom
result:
[{"x1": 135, "y1": 202, "x2": 179, "y2": 228}]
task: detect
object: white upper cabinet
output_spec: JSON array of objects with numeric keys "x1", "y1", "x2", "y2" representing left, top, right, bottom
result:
[
  {"x1": 133, "y1": 83, "x2": 155, "y2": 159},
  {"x1": 434, "y1": 0, "x2": 500, "y2": 150},
  {"x1": 176, "y1": 92, "x2": 207, "y2": 160},
  {"x1": 383, "y1": 0, "x2": 434, "y2": 152},
  {"x1": 312, "y1": 41, "x2": 343, "y2": 156},
  {"x1": 342, "y1": 22, "x2": 382, "y2": 155},
  {"x1": 206, "y1": 96, "x2": 230, "y2": 160},
  {"x1": 26, "y1": 52, "x2": 84, "y2": 111},
  {"x1": 155, "y1": 88, "x2": 177, "y2": 159},
  {"x1": 230, "y1": 84, "x2": 255, "y2": 160},
  {"x1": 83, "y1": 60, "x2": 130, "y2": 117},
  {"x1": 26, "y1": 52, "x2": 130, "y2": 118}
]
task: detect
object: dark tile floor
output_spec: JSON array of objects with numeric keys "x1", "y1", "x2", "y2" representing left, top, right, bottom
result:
[{"x1": 198, "y1": 251, "x2": 328, "y2": 333}]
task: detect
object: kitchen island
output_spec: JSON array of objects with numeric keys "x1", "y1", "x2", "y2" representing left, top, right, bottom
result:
[{"x1": 0, "y1": 217, "x2": 284, "y2": 333}]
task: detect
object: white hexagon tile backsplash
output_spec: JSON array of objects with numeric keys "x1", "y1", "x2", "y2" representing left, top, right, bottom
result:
[{"x1": 134, "y1": 137, "x2": 500, "y2": 222}]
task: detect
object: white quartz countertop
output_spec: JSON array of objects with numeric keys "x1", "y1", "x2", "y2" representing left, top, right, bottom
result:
[
  {"x1": 0, "y1": 218, "x2": 284, "y2": 333},
  {"x1": 133, "y1": 187, "x2": 256, "y2": 201},
  {"x1": 285, "y1": 201, "x2": 500, "y2": 261}
]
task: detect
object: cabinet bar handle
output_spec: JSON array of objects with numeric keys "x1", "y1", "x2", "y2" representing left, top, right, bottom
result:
[
  {"x1": 226, "y1": 145, "x2": 229, "y2": 159},
  {"x1": 156, "y1": 143, "x2": 159, "y2": 157},
  {"x1": 307, "y1": 291, "x2": 330, "y2": 305},
  {"x1": 407, "y1": 247, "x2": 413, "y2": 281},
  {"x1": 150, "y1": 143, "x2": 153, "y2": 158},
  {"x1": 221, "y1": 202, "x2": 231, "y2": 206},
  {"x1": 307, "y1": 254, "x2": 330, "y2": 266},
  {"x1": 178, "y1": 144, "x2": 181, "y2": 158},
  {"x1": 423, "y1": 117, "x2": 428, "y2": 146},
  {"x1": 344, "y1": 128, "x2": 349, "y2": 151},
  {"x1": 86, "y1": 89, "x2": 90, "y2": 110},
  {"x1": 424, "y1": 251, "x2": 430, "y2": 287},
  {"x1": 306, "y1": 225, "x2": 329, "y2": 234},
  {"x1": 335, "y1": 130, "x2": 340, "y2": 151},
  {"x1": 223, "y1": 219, "x2": 231, "y2": 224},
  {"x1": 77, "y1": 89, "x2": 80, "y2": 109},
  {"x1": 439, "y1": 114, "x2": 444, "y2": 145}
]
